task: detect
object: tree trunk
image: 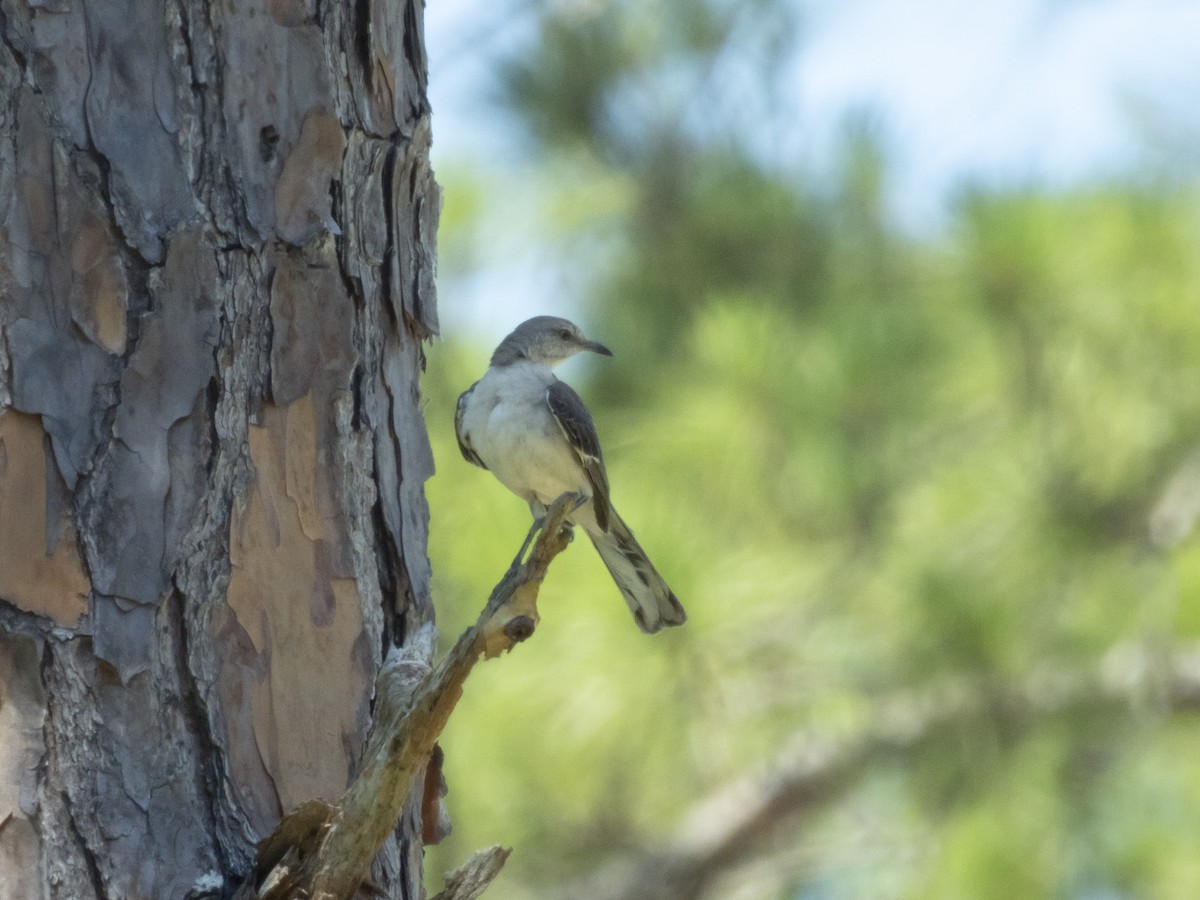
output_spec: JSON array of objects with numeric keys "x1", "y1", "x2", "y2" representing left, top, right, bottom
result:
[{"x1": 0, "y1": 1, "x2": 439, "y2": 897}]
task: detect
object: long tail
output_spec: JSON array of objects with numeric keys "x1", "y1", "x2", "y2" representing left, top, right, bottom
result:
[{"x1": 586, "y1": 509, "x2": 687, "y2": 634}]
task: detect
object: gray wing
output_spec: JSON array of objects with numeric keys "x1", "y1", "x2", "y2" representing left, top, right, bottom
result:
[
  {"x1": 455, "y1": 382, "x2": 488, "y2": 470},
  {"x1": 546, "y1": 379, "x2": 612, "y2": 531}
]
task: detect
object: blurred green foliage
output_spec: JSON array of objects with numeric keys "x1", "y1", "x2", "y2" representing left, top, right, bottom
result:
[{"x1": 422, "y1": 2, "x2": 1200, "y2": 897}]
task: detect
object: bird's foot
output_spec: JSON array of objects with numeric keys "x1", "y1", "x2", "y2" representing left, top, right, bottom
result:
[
  {"x1": 547, "y1": 493, "x2": 585, "y2": 542},
  {"x1": 524, "y1": 513, "x2": 575, "y2": 550}
]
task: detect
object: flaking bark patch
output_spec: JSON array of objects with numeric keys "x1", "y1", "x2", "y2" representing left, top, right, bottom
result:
[{"x1": 0, "y1": 412, "x2": 89, "y2": 625}]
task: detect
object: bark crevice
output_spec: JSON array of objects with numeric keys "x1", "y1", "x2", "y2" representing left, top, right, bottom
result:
[{"x1": 167, "y1": 588, "x2": 238, "y2": 891}]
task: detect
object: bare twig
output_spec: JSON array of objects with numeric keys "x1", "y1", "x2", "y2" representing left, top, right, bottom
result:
[{"x1": 248, "y1": 495, "x2": 578, "y2": 900}]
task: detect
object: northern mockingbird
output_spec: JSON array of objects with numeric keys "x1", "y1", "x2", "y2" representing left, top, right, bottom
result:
[{"x1": 455, "y1": 316, "x2": 687, "y2": 633}]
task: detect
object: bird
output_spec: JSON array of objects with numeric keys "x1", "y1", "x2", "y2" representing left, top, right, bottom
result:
[{"x1": 454, "y1": 315, "x2": 687, "y2": 633}]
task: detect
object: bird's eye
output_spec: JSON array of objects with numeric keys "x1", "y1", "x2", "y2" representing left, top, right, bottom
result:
[{"x1": 558, "y1": 329, "x2": 572, "y2": 341}]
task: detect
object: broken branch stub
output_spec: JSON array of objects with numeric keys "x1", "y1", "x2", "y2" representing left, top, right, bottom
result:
[
  {"x1": 249, "y1": 494, "x2": 578, "y2": 899},
  {"x1": 429, "y1": 846, "x2": 513, "y2": 900}
]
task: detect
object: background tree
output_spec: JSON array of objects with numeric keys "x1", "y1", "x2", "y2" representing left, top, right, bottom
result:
[
  {"x1": 0, "y1": 1, "x2": 439, "y2": 897},
  {"x1": 422, "y1": 2, "x2": 1200, "y2": 898}
]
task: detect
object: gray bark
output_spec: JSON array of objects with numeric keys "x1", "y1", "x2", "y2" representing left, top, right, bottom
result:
[{"x1": 0, "y1": 1, "x2": 439, "y2": 897}]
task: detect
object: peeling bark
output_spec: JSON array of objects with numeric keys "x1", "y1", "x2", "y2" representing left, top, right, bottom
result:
[{"x1": 0, "y1": 0, "x2": 439, "y2": 897}]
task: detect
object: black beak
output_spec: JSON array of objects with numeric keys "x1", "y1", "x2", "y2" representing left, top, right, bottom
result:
[{"x1": 584, "y1": 339, "x2": 613, "y2": 357}]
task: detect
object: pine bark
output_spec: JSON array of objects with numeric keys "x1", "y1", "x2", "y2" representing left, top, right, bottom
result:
[{"x1": 0, "y1": 1, "x2": 440, "y2": 897}]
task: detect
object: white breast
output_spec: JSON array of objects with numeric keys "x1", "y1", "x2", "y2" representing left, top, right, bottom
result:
[{"x1": 459, "y1": 363, "x2": 591, "y2": 508}]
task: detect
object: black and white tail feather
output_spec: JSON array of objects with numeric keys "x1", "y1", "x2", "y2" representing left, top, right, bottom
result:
[
  {"x1": 545, "y1": 378, "x2": 685, "y2": 633},
  {"x1": 585, "y1": 511, "x2": 686, "y2": 633}
]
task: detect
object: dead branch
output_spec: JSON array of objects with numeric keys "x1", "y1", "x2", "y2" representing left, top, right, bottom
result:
[
  {"x1": 246, "y1": 494, "x2": 578, "y2": 900},
  {"x1": 429, "y1": 846, "x2": 513, "y2": 900},
  {"x1": 567, "y1": 641, "x2": 1200, "y2": 900}
]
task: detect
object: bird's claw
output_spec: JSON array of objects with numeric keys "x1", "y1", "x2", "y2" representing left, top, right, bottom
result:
[{"x1": 549, "y1": 493, "x2": 584, "y2": 541}]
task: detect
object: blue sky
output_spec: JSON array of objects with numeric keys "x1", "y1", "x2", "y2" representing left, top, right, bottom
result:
[
  {"x1": 793, "y1": 0, "x2": 1200, "y2": 206},
  {"x1": 424, "y1": 0, "x2": 1200, "y2": 332}
]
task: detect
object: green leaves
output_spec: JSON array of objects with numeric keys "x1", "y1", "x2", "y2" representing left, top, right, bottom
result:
[{"x1": 426, "y1": 2, "x2": 1200, "y2": 894}]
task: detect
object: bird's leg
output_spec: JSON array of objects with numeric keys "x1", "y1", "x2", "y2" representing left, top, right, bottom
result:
[
  {"x1": 503, "y1": 499, "x2": 552, "y2": 578},
  {"x1": 504, "y1": 518, "x2": 543, "y2": 578},
  {"x1": 505, "y1": 493, "x2": 586, "y2": 577},
  {"x1": 527, "y1": 499, "x2": 550, "y2": 536}
]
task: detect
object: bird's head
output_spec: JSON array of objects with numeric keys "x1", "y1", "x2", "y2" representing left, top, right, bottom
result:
[{"x1": 490, "y1": 316, "x2": 613, "y2": 367}]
